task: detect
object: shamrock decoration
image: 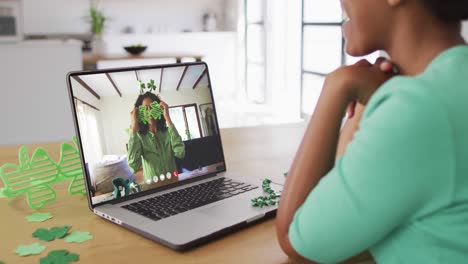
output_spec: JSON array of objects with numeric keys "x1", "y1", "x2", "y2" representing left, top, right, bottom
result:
[
  {"x1": 251, "y1": 179, "x2": 280, "y2": 208},
  {"x1": 147, "y1": 79, "x2": 157, "y2": 92},
  {"x1": 39, "y1": 250, "x2": 79, "y2": 264},
  {"x1": 26, "y1": 212, "x2": 53, "y2": 222},
  {"x1": 64, "y1": 231, "x2": 93, "y2": 243},
  {"x1": 33, "y1": 226, "x2": 71, "y2": 242},
  {"x1": 14, "y1": 242, "x2": 46, "y2": 256},
  {"x1": 138, "y1": 102, "x2": 164, "y2": 124},
  {"x1": 149, "y1": 101, "x2": 164, "y2": 120},
  {"x1": 138, "y1": 105, "x2": 151, "y2": 125},
  {"x1": 138, "y1": 79, "x2": 158, "y2": 94},
  {"x1": 139, "y1": 80, "x2": 146, "y2": 94}
]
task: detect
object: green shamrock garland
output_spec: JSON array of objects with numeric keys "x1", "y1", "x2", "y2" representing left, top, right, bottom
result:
[{"x1": 251, "y1": 179, "x2": 280, "y2": 208}]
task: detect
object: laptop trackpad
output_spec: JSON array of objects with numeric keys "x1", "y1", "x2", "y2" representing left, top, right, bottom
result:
[{"x1": 197, "y1": 196, "x2": 273, "y2": 224}]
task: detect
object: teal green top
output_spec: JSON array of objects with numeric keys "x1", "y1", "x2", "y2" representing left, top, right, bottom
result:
[
  {"x1": 127, "y1": 124, "x2": 185, "y2": 181},
  {"x1": 289, "y1": 46, "x2": 468, "y2": 263}
]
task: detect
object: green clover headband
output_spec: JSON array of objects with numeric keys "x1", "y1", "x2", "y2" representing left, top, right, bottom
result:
[
  {"x1": 139, "y1": 79, "x2": 157, "y2": 94},
  {"x1": 138, "y1": 101, "x2": 164, "y2": 124}
]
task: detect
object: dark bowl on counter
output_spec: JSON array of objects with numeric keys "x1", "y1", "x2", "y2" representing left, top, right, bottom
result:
[{"x1": 124, "y1": 46, "x2": 147, "y2": 55}]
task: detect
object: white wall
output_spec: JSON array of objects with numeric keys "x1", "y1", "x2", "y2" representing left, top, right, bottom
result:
[
  {"x1": 0, "y1": 40, "x2": 82, "y2": 145},
  {"x1": 99, "y1": 87, "x2": 213, "y2": 156},
  {"x1": 463, "y1": 21, "x2": 468, "y2": 40},
  {"x1": 100, "y1": 32, "x2": 238, "y2": 104},
  {"x1": 22, "y1": 0, "x2": 236, "y2": 35}
]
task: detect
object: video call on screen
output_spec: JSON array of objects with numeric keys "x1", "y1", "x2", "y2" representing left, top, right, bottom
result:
[{"x1": 70, "y1": 64, "x2": 225, "y2": 205}]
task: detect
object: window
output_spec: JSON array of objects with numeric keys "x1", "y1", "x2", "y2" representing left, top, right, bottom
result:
[
  {"x1": 245, "y1": 0, "x2": 266, "y2": 103},
  {"x1": 169, "y1": 104, "x2": 202, "y2": 141},
  {"x1": 301, "y1": 0, "x2": 344, "y2": 115},
  {"x1": 301, "y1": 0, "x2": 381, "y2": 116},
  {"x1": 75, "y1": 99, "x2": 103, "y2": 164}
]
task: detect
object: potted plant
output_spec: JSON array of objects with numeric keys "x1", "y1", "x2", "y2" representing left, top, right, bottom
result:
[{"x1": 88, "y1": 1, "x2": 107, "y2": 54}]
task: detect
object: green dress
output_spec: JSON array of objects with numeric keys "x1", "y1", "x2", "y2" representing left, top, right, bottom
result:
[
  {"x1": 127, "y1": 124, "x2": 185, "y2": 182},
  {"x1": 289, "y1": 46, "x2": 468, "y2": 263}
]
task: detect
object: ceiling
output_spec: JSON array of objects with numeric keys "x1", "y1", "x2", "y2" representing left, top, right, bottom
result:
[{"x1": 74, "y1": 64, "x2": 209, "y2": 98}]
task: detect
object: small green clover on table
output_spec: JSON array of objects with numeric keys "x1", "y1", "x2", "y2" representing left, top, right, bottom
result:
[
  {"x1": 40, "y1": 250, "x2": 79, "y2": 264},
  {"x1": 33, "y1": 226, "x2": 71, "y2": 242},
  {"x1": 14, "y1": 242, "x2": 46, "y2": 256},
  {"x1": 26, "y1": 212, "x2": 53, "y2": 222},
  {"x1": 64, "y1": 231, "x2": 93, "y2": 243}
]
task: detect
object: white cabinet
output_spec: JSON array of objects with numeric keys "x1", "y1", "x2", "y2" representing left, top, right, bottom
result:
[{"x1": 0, "y1": 40, "x2": 82, "y2": 145}]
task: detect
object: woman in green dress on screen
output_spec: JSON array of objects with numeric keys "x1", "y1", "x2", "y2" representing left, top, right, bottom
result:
[{"x1": 127, "y1": 92, "x2": 185, "y2": 185}]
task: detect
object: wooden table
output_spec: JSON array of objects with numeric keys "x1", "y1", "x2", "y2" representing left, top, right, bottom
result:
[{"x1": 0, "y1": 123, "x2": 374, "y2": 264}]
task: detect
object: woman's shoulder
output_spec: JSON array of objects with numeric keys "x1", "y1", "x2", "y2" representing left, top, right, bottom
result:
[{"x1": 364, "y1": 76, "x2": 440, "y2": 119}]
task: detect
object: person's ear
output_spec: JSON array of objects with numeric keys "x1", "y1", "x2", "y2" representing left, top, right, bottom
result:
[{"x1": 387, "y1": 0, "x2": 402, "y2": 7}]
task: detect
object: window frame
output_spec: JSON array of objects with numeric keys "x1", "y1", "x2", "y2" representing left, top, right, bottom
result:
[
  {"x1": 301, "y1": 0, "x2": 345, "y2": 116},
  {"x1": 168, "y1": 103, "x2": 203, "y2": 140},
  {"x1": 244, "y1": 0, "x2": 267, "y2": 104}
]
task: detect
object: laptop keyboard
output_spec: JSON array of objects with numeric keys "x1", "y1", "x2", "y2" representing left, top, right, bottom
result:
[{"x1": 122, "y1": 177, "x2": 258, "y2": 221}]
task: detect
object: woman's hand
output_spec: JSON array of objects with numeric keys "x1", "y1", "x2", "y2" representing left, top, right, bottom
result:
[
  {"x1": 276, "y1": 57, "x2": 398, "y2": 261},
  {"x1": 159, "y1": 101, "x2": 172, "y2": 126},
  {"x1": 130, "y1": 107, "x2": 139, "y2": 134},
  {"x1": 330, "y1": 58, "x2": 397, "y2": 117},
  {"x1": 346, "y1": 58, "x2": 397, "y2": 118}
]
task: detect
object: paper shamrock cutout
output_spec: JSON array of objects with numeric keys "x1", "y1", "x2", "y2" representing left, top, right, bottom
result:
[
  {"x1": 0, "y1": 136, "x2": 85, "y2": 210},
  {"x1": 33, "y1": 226, "x2": 71, "y2": 242},
  {"x1": 14, "y1": 242, "x2": 46, "y2": 256},
  {"x1": 39, "y1": 250, "x2": 79, "y2": 264},
  {"x1": 26, "y1": 212, "x2": 53, "y2": 222},
  {"x1": 64, "y1": 231, "x2": 93, "y2": 243},
  {"x1": 138, "y1": 79, "x2": 158, "y2": 94},
  {"x1": 138, "y1": 102, "x2": 164, "y2": 124},
  {"x1": 50, "y1": 226, "x2": 72, "y2": 239}
]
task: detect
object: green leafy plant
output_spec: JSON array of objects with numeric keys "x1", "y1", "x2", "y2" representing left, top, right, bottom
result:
[{"x1": 89, "y1": 3, "x2": 106, "y2": 35}]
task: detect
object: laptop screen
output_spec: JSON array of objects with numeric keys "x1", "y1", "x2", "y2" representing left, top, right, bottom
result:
[{"x1": 68, "y1": 63, "x2": 225, "y2": 205}]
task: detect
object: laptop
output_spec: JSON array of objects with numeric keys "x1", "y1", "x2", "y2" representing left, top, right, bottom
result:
[{"x1": 66, "y1": 62, "x2": 283, "y2": 250}]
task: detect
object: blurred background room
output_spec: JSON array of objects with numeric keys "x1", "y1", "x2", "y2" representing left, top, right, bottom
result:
[{"x1": 1, "y1": 0, "x2": 467, "y2": 146}]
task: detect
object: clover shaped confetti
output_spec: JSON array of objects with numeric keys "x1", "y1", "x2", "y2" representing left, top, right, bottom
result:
[
  {"x1": 64, "y1": 231, "x2": 93, "y2": 243},
  {"x1": 14, "y1": 242, "x2": 46, "y2": 256},
  {"x1": 33, "y1": 226, "x2": 71, "y2": 242},
  {"x1": 251, "y1": 179, "x2": 280, "y2": 208},
  {"x1": 39, "y1": 250, "x2": 79, "y2": 264},
  {"x1": 26, "y1": 212, "x2": 53, "y2": 222}
]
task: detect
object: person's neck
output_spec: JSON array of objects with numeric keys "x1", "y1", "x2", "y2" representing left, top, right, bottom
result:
[{"x1": 385, "y1": 19, "x2": 465, "y2": 76}]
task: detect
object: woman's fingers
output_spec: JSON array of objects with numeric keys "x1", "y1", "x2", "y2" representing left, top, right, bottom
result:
[
  {"x1": 354, "y1": 59, "x2": 372, "y2": 67},
  {"x1": 375, "y1": 57, "x2": 399, "y2": 74},
  {"x1": 347, "y1": 100, "x2": 357, "y2": 118}
]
